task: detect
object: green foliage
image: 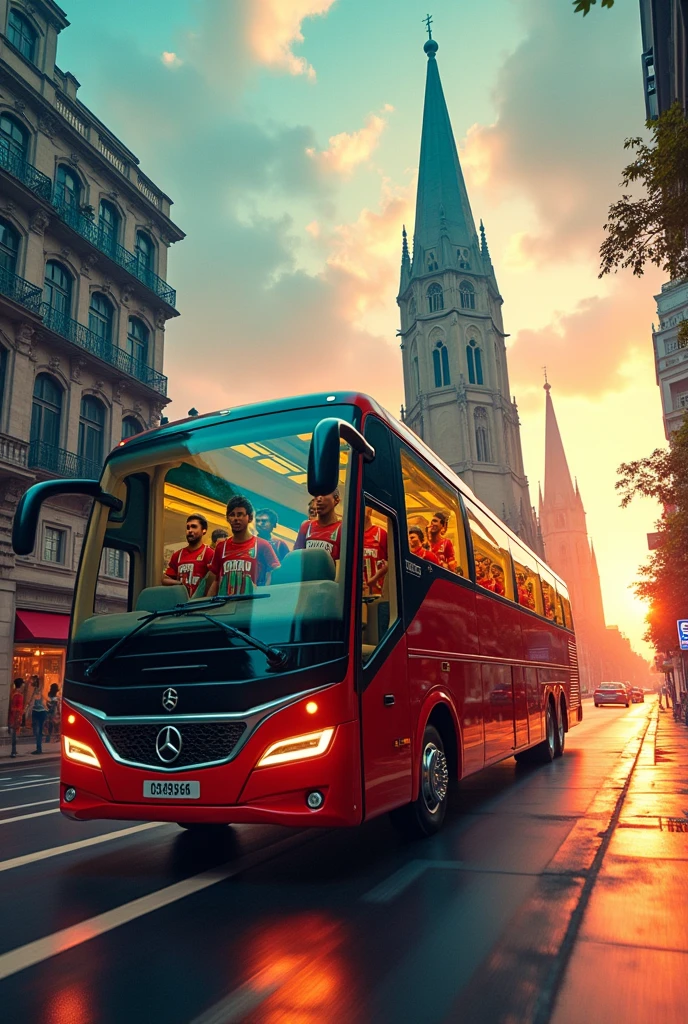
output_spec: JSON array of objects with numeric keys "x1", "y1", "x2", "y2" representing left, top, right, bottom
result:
[
  {"x1": 600, "y1": 102, "x2": 688, "y2": 279},
  {"x1": 573, "y1": 0, "x2": 615, "y2": 14},
  {"x1": 617, "y1": 417, "x2": 688, "y2": 652}
]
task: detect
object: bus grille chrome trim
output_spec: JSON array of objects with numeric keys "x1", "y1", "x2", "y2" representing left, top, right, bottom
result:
[{"x1": 104, "y1": 721, "x2": 246, "y2": 770}]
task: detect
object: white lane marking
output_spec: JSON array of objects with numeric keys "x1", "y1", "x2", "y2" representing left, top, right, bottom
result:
[
  {"x1": 0, "y1": 798, "x2": 59, "y2": 814},
  {"x1": 189, "y1": 969, "x2": 288, "y2": 1024},
  {"x1": 0, "y1": 821, "x2": 167, "y2": 875},
  {"x1": 0, "y1": 831, "x2": 314, "y2": 982},
  {"x1": 0, "y1": 808, "x2": 61, "y2": 826},
  {"x1": 0, "y1": 775, "x2": 59, "y2": 786},
  {"x1": 0, "y1": 780, "x2": 60, "y2": 794},
  {"x1": 361, "y1": 860, "x2": 464, "y2": 904}
]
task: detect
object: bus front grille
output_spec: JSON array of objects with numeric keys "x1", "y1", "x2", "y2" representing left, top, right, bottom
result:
[{"x1": 104, "y1": 721, "x2": 247, "y2": 769}]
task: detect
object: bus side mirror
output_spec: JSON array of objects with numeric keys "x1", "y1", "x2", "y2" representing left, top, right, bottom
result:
[
  {"x1": 307, "y1": 418, "x2": 375, "y2": 496},
  {"x1": 12, "y1": 479, "x2": 123, "y2": 556}
]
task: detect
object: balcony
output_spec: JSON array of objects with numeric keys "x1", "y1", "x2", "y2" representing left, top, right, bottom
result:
[
  {"x1": 51, "y1": 196, "x2": 177, "y2": 308},
  {"x1": 0, "y1": 265, "x2": 42, "y2": 314},
  {"x1": 40, "y1": 303, "x2": 168, "y2": 397},
  {"x1": 28, "y1": 440, "x2": 102, "y2": 479},
  {"x1": 0, "y1": 146, "x2": 53, "y2": 201},
  {"x1": 0, "y1": 433, "x2": 29, "y2": 468}
]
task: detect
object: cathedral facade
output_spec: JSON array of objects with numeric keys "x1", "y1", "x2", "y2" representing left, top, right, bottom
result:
[{"x1": 399, "y1": 35, "x2": 540, "y2": 553}]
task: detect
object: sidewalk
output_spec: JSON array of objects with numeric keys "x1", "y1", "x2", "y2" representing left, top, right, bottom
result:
[
  {"x1": 0, "y1": 737, "x2": 61, "y2": 764},
  {"x1": 552, "y1": 701, "x2": 688, "y2": 1023}
]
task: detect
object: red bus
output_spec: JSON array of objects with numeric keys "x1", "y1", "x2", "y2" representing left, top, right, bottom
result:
[{"x1": 13, "y1": 392, "x2": 580, "y2": 837}]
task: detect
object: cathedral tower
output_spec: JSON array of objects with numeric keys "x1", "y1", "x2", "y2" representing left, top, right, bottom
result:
[{"x1": 399, "y1": 32, "x2": 540, "y2": 550}]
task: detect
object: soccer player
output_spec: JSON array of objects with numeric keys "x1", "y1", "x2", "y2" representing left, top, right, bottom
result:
[
  {"x1": 363, "y1": 507, "x2": 388, "y2": 595},
  {"x1": 307, "y1": 498, "x2": 317, "y2": 520},
  {"x1": 475, "y1": 555, "x2": 494, "y2": 590},
  {"x1": 293, "y1": 491, "x2": 342, "y2": 561},
  {"x1": 163, "y1": 513, "x2": 214, "y2": 598},
  {"x1": 408, "y1": 525, "x2": 440, "y2": 564},
  {"x1": 255, "y1": 508, "x2": 290, "y2": 561},
  {"x1": 211, "y1": 527, "x2": 228, "y2": 546},
  {"x1": 490, "y1": 563, "x2": 506, "y2": 596},
  {"x1": 427, "y1": 511, "x2": 458, "y2": 571},
  {"x1": 206, "y1": 496, "x2": 280, "y2": 597}
]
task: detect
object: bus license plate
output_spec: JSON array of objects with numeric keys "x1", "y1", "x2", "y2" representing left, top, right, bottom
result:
[{"x1": 143, "y1": 780, "x2": 200, "y2": 799}]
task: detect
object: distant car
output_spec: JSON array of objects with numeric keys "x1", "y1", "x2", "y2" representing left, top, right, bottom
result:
[
  {"x1": 594, "y1": 682, "x2": 630, "y2": 708},
  {"x1": 631, "y1": 687, "x2": 645, "y2": 703}
]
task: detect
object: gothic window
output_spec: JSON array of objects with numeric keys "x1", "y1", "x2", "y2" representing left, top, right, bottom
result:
[
  {"x1": 466, "y1": 339, "x2": 484, "y2": 386},
  {"x1": 408, "y1": 296, "x2": 417, "y2": 320},
  {"x1": 0, "y1": 112, "x2": 28, "y2": 165},
  {"x1": 556, "y1": 512, "x2": 566, "y2": 529},
  {"x1": 55, "y1": 164, "x2": 81, "y2": 209},
  {"x1": 122, "y1": 415, "x2": 143, "y2": 439},
  {"x1": 89, "y1": 292, "x2": 114, "y2": 344},
  {"x1": 427, "y1": 283, "x2": 443, "y2": 313},
  {"x1": 457, "y1": 248, "x2": 470, "y2": 270},
  {"x1": 98, "y1": 200, "x2": 120, "y2": 255},
  {"x1": 30, "y1": 373, "x2": 62, "y2": 450},
  {"x1": 432, "y1": 341, "x2": 450, "y2": 387},
  {"x1": 78, "y1": 395, "x2": 106, "y2": 470},
  {"x1": 7, "y1": 9, "x2": 37, "y2": 64},
  {"x1": 0, "y1": 217, "x2": 19, "y2": 276},
  {"x1": 474, "y1": 407, "x2": 491, "y2": 462},
  {"x1": 43, "y1": 260, "x2": 73, "y2": 319},
  {"x1": 126, "y1": 316, "x2": 149, "y2": 366},
  {"x1": 460, "y1": 281, "x2": 475, "y2": 309},
  {"x1": 427, "y1": 252, "x2": 438, "y2": 272}
]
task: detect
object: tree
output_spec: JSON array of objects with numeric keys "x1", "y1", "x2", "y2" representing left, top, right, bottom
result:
[
  {"x1": 599, "y1": 102, "x2": 688, "y2": 284},
  {"x1": 573, "y1": 0, "x2": 615, "y2": 13},
  {"x1": 617, "y1": 416, "x2": 688, "y2": 652}
]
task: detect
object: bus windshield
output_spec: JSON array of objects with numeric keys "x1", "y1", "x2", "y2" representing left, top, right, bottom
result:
[{"x1": 70, "y1": 405, "x2": 356, "y2": 688}]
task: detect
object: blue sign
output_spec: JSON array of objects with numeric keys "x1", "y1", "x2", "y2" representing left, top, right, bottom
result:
[{"x1": 678, "y1": 620, "x2": 688, "y2": 650}]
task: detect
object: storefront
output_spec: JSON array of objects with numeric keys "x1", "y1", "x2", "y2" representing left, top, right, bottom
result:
[{"x1": 12, "y1": 611, "x2": 69, "y2": 743}]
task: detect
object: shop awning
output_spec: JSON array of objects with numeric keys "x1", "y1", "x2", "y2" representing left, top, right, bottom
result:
[{"x1": 14, "y1": 611, "x2": 70, "y2": 643}]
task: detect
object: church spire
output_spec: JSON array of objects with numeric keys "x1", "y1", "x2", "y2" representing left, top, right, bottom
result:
[
  {"x1": 543, "y1": 381, "x2": 576, "y2": 508},
  {"x1": 400, "y1": 224, "x2": 411, "y2": 291},
  {"x1": 411, "y1": 30, "x2": 479, "y2": 277}
]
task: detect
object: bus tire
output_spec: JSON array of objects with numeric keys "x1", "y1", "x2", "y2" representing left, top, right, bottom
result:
[
  {"x1": 390, "y1": 724, "x2": 449, "y2": 838},
  {"x1": 515, "y1": 698, "x2": 556, "y2": 765},
  {"x1": 554, "y1": 697, "x2": 566, "y2": 758}
]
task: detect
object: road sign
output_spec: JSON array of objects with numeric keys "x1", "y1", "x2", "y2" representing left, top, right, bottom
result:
[{"x1": 678, "y1": 620, "x2": 688, "y2": 650}]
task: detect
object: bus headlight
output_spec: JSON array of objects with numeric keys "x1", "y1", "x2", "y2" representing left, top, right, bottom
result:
[
  {"x1": 256, "y1": 728, "x2": 335, "y2": 768},
  {"x1": 63, "y1": 736, "x2": 101, "y2": 769}
]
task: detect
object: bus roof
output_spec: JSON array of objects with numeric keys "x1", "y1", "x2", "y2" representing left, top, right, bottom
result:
[{"x1": 111, "y1": 390, "x2": 567, "y2": 592}]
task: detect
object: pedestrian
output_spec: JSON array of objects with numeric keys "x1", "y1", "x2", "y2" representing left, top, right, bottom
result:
[
  {"x1": 30, "y1": 689, "x2": 47, "y2": 755},
  {"x1": 7, "y1": 679, "x2": 24, "y2": 758},
  {"x1": 46, "y1": 683, "x2": 61, "y2": 743}
]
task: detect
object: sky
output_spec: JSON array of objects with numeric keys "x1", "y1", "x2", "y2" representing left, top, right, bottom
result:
[{"x1": 56, "y1": 0, "x2": 666, "y2": 657}]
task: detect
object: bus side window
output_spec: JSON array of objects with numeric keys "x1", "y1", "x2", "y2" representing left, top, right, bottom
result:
[
  {"x1": 400, "y1": 448, "x2": 469, "y2": 577},
  {"x1": 539, "y1": 569, "x2": 563, "y2": 624},
  {"x1": 465, "y1": 500, "x2": 514, "y2": 601},
  {"x1": 361, "y1": 508, "x2": 398, "y2": 664},
  {"x1": 558, "y1": 589, "x2": 574, "y2": 629},
  {"x1": 510, "y1": 541, "x2": 543, "y2": 615}
]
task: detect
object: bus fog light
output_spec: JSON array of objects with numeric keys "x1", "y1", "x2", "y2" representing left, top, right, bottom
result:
[
  {"x1": 63, "y1": 736, "x2": 101, "y2": 769},
  {"x1": 64, "y1": 787, "x2": 76, "y2": 803},
  {"x1": 257, "y1": 728, "x2": 335, "y2": 767},
  {"x1": 306, "y1": 790, "x2": 324, "y2": 810}
]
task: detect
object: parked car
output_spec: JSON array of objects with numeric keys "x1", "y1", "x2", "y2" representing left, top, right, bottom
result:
[
  {"x1": 631, "y1": 687, "x2": 645, "y2": 703},
  {"x1": 594, "y1": 682, "x2": 630, "y2": 708}
]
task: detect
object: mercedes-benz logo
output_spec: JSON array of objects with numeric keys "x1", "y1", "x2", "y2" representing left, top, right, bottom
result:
[
  {"x1": 162, "y1": 688, "x2": 178, "y2": 712},
  {"x1": 155, "y1": 726, "x2": 182, "y2": 764}
]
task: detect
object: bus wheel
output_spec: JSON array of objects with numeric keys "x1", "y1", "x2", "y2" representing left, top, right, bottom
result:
[
  {"x1": 390, "y1": 724, "x2": 449, "y2": 838},
  {"x1": 554, "y1": 698, "x2": 566, "y2": 758},
  {"x1": 515, "y1": 699, "x2": 556, "y2": 765}
]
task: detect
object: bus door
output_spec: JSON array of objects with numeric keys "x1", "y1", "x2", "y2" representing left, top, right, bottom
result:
[{"x1": 359, "y1": 498, "x2": 411, "y2": 818}]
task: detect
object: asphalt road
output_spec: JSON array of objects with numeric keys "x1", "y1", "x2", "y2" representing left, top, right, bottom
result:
[{"x1": 0, "y1": 701, "x2": 654, "y2": 1024}]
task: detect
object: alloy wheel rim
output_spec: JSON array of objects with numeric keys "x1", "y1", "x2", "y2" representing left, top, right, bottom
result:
[
  {"x1": 421, "y1": 742, "x2": 448, "y2": 814},
  {"x1": 547, "y1": 706, "x2": 555, "y2": 752}
]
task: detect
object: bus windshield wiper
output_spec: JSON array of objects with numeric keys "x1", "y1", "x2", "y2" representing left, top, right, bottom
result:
[
  {"x1": 190, "y1": 612, "x2": 288, "y2": 669},
  {"x1": 83, "y1": 593, "x2": 280, "y2": 680}
]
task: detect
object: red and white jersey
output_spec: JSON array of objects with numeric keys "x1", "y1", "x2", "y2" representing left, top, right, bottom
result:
[
  {"x1": 417, "y1": 546, "x2": 440, "y2": 565},
  {"x1": 429, "y1": 536, "x2": 456, "y2": 570},
  {"x1": 293, "y1": 519, "x2": 342, "y2": 561},
  {"x1": 363, "y1": 524, "x2": 388, "y2": 594},
  {"x1": 208, "y1": 536, "x2": 280, "y2": 595},
  {"x1": 165, "y1": 544, "x2": 214, "y2": 597}
]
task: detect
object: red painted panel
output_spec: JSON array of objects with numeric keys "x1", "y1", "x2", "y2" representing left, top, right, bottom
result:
[
  {"x1": 361, "y1": 635, "x2": 412, "y2": 819},
  {"x1": 512, "y1": 666, "x2": 529, "y2": 747},
  {"x1": 481, "y1": 662, "x2": 515, "y2": 763}
]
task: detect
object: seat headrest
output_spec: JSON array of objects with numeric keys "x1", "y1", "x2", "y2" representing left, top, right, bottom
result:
[
  {"x1": 135, "y1": 585, "x2": 188, "y2": 612},
  {"x1": 271, "y1": 549, "x2": 336, "y2": 584}
]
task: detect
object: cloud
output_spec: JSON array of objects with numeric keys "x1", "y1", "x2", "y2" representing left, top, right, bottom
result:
[
  {"x1": 307, "y1": 105, "x2": 394, "y2": 176},
  {"x1": 160, "y1": 51, "x2": 183, "y2": 68},
  {"x1": 246, "y1": 0, "x2": 338, "y2": 79}
]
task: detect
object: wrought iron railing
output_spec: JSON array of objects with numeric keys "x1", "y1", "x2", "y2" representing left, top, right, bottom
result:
[
  {"x1": 0, "y1": 146, "x2": 53, "y2": 201},
  {"x1": 0, "y1": 265, "x2": 42, "y2": 313},
  {"x1": 28, "y1": 440, "x2": 102, "y2": 479},
  {"x1": 40, "y1": 303, "x2": 168, "y2": 396},
  {"x1": 51, "y1": 195, "x2": 176, "y2": 308}
]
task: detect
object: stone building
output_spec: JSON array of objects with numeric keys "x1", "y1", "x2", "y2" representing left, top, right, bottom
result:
[
  {"x1": 651, "y1": 279, "x2": 688, "y2": 439},
  {"x1": 0, "y1": 0, "x2": 183, "y2": 724},
  {"x1": 398, "y1": 33, "x2": 541, "y2": 553}
]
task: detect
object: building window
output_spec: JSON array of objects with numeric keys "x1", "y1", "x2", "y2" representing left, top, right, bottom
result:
[
  {"x1": 0, "y1": 112, "x2": 28, "y2": 164},
  {"x1": 0, "y1": 217, "x2": 19, "y2": 275},
  {"x1": 474, "y1": 407, "x2": 491, "y2": 462},
  {"x1": 427, "y1": 252, "x2": 438, "y2": 272},
  {"x1": 466, "y1": 339, "x2": 484, "y2": 385},
  {"x1": 460, "y1": 281, "x2": 475, "y2": 310},
  {"x1": 126, "y1": 316, "x2": 149, "y2": 366},
  {"x1": 55, "y1": 164, "x2": 81, "y2": 209},
  {"x1": 457, "y1": 248, "x2": 470, "y2": 270},
  {"x1": 102, "y1": 547, "x2": 129, "y2": 579},
  {"x1": 98, "y1": 200, "x2": 120, "y2": 254},
  {"x1": 135, "y1": 231, "x2": 154, "y2": 275},
  {"x1": 121, "y1": 415, "x2": 143, "y2": 439},
  {"x1": 30, "y1": 373, "x2": 62, "y2": 449},
  {"x1": 408, "y1": 296, "x2": 416, "y2": 320},
  {"x1": 7, "y1": 9, "x2": 37, "y2": 64},
  {"x1": 88, "y1": 292, "x2": 114, "y2": 343},
  {"x1": 43, "y1": 260, "x2": 73, "y2": 329},
  {"x1": 432, "y1": 341, "x2": 450, "y2": 387},
  {"x1": 427, "y1": 283, "x2": 443, "y2": 313},
  {"x1": 43, "y1": 526, "x2": 66, "y2": 564},
  {"x1": 412, "y1": 354, "x2": 420, "y2": 398},
  {"x1": 78, "y1": 395, "x2": 106, "y2": 469}
]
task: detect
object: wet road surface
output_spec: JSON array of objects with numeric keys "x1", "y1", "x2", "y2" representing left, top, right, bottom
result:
[{"x1": 0, "y1": 702, "x2": 663, "y2": 1023}]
